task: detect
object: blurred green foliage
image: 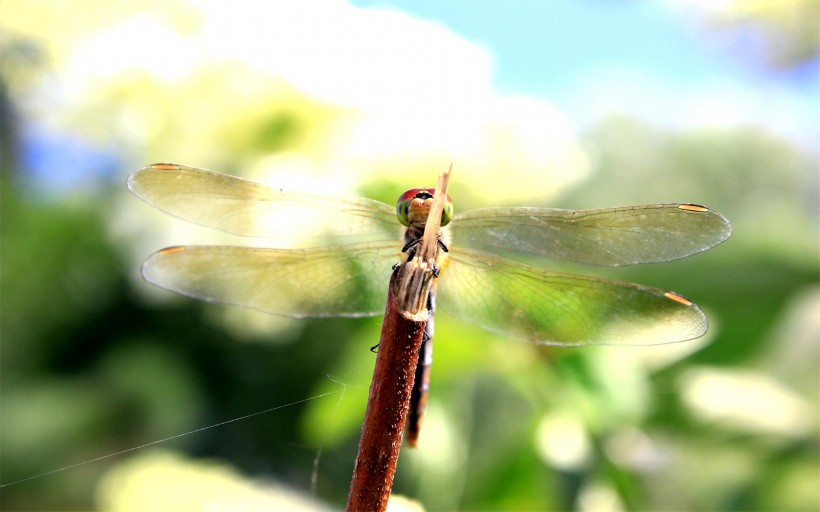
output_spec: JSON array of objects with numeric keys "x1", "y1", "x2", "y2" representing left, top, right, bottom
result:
[
  {"x1": 3, "y1": 112, "x2": 817, "y2": 510},
  {"x1": 1, "y1": 3, "x2": 818, "y2": 512}
]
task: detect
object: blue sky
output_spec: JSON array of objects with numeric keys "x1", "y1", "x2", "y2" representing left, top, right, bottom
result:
[
  {"x1": 353, "y1": 0, "x2": 819, "y2": 147},
  {"x1": 387, "y1": 2, "x2": 725, "y2": 92}
]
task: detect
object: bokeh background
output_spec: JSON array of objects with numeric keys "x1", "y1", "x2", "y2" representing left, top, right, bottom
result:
[{"x1": 1, "y1": 1, "x2": 818, "y2": 511}]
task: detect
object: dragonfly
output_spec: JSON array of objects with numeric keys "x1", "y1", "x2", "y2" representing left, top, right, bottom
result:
[{"x1": 128, "y1": 163, "x2": 731, "y2": 444}]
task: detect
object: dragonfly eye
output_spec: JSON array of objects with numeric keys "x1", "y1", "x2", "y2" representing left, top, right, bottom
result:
[
  {"x1": 396, "y1": 189, "x2": 454, "y2": 228},
  {"x1": 396, "y1": 190, "x2": 415, "y2": 227},
  {"x1": 441, "y1": 197, "x2": 454, "y2": 227}
]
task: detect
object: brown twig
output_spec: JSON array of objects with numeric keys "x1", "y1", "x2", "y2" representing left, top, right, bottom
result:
[
  {"x1": 346, "y1": 166, "x2": 453, "y2": 512},
  {"x1": 345, "y1": 273, "x2": 425, "y2": 512}
]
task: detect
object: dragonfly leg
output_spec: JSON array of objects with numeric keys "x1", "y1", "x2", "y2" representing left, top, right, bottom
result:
[
  {"x1": 403, "y1": 228, "x2": 446, "y2": 276},
  {"x1": 406, "y1": 290, "x2": 435, "y2": 447},
  {"x1": 433, "y1": 238, "x2": 446, "y2": 277},
  {"x1": 401, "y1": 238, "x2": 421, "y2": 254},
  {"x1": 369, "y1": 343, "x2": 379, "y2": 353},
  {"x1": 404, "y1": 235, "x2": 448, "y2": 254}
]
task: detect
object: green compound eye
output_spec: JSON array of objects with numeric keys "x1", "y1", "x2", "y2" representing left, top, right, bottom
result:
[
  {"x1": 396, "y1": 191, "x2": 414, "y2": 226},
  {"x1": 441, "y1": 198, "x2": 453, "y2": 227}
]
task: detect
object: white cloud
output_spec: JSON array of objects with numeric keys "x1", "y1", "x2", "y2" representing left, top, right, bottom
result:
[
  {"x1": 189, "y1": 0, "x2": 589, "y2": 200},
  {"x1": 47, "y1": 0, "x2": 590, "y2": 202},
  {"x1": 196, "y1": 0, "x2": 495, "y2": 116},
  {"x1": 68, "y1": 15, "x2": 202, "y2": 94}
]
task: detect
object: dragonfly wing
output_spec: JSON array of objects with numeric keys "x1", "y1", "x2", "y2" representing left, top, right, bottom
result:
[
  {"x1": 451, "y1": 204, "x2": 731, "y2": 266},
  {"x1": 437, "y1": 248, "x2": 707, "y2": 345},
  {"x1": 128, "y1": 163, "x2": 401, "y2": 243},
  {"x1": 140, "y1": 241, "x2": 400, "y2": 317}
]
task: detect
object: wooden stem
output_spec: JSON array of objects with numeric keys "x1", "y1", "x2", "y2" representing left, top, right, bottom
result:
[
  {"x1": 345, "y1": 272, "x2": 426, "y2": 512},
  {"x1": 346, "y1": 165, "x2": 453, "y2": 511}
]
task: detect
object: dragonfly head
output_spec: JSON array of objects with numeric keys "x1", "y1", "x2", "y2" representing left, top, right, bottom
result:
[{"x1": 396, "y1": 188, "x2": 454, "y2": 230}]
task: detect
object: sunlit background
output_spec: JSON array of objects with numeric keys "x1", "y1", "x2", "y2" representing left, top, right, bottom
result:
[{"x1": 1, "y1": 1, "x2": 818, "y2": 510}]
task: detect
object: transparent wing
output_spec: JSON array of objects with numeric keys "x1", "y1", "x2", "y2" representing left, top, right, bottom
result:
[
  {"x1": 140, "y1": 241, "x2": 401, "y2": 317},
  {"x1": 451, "y1": 204, "x2": 732, "y2": 266},
  {"x1": 127, "y1": 163, "x2": 401, "y2": 244},
  {"x1": 436, "y1": 248, "x2": 707, "y2": 345}
]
